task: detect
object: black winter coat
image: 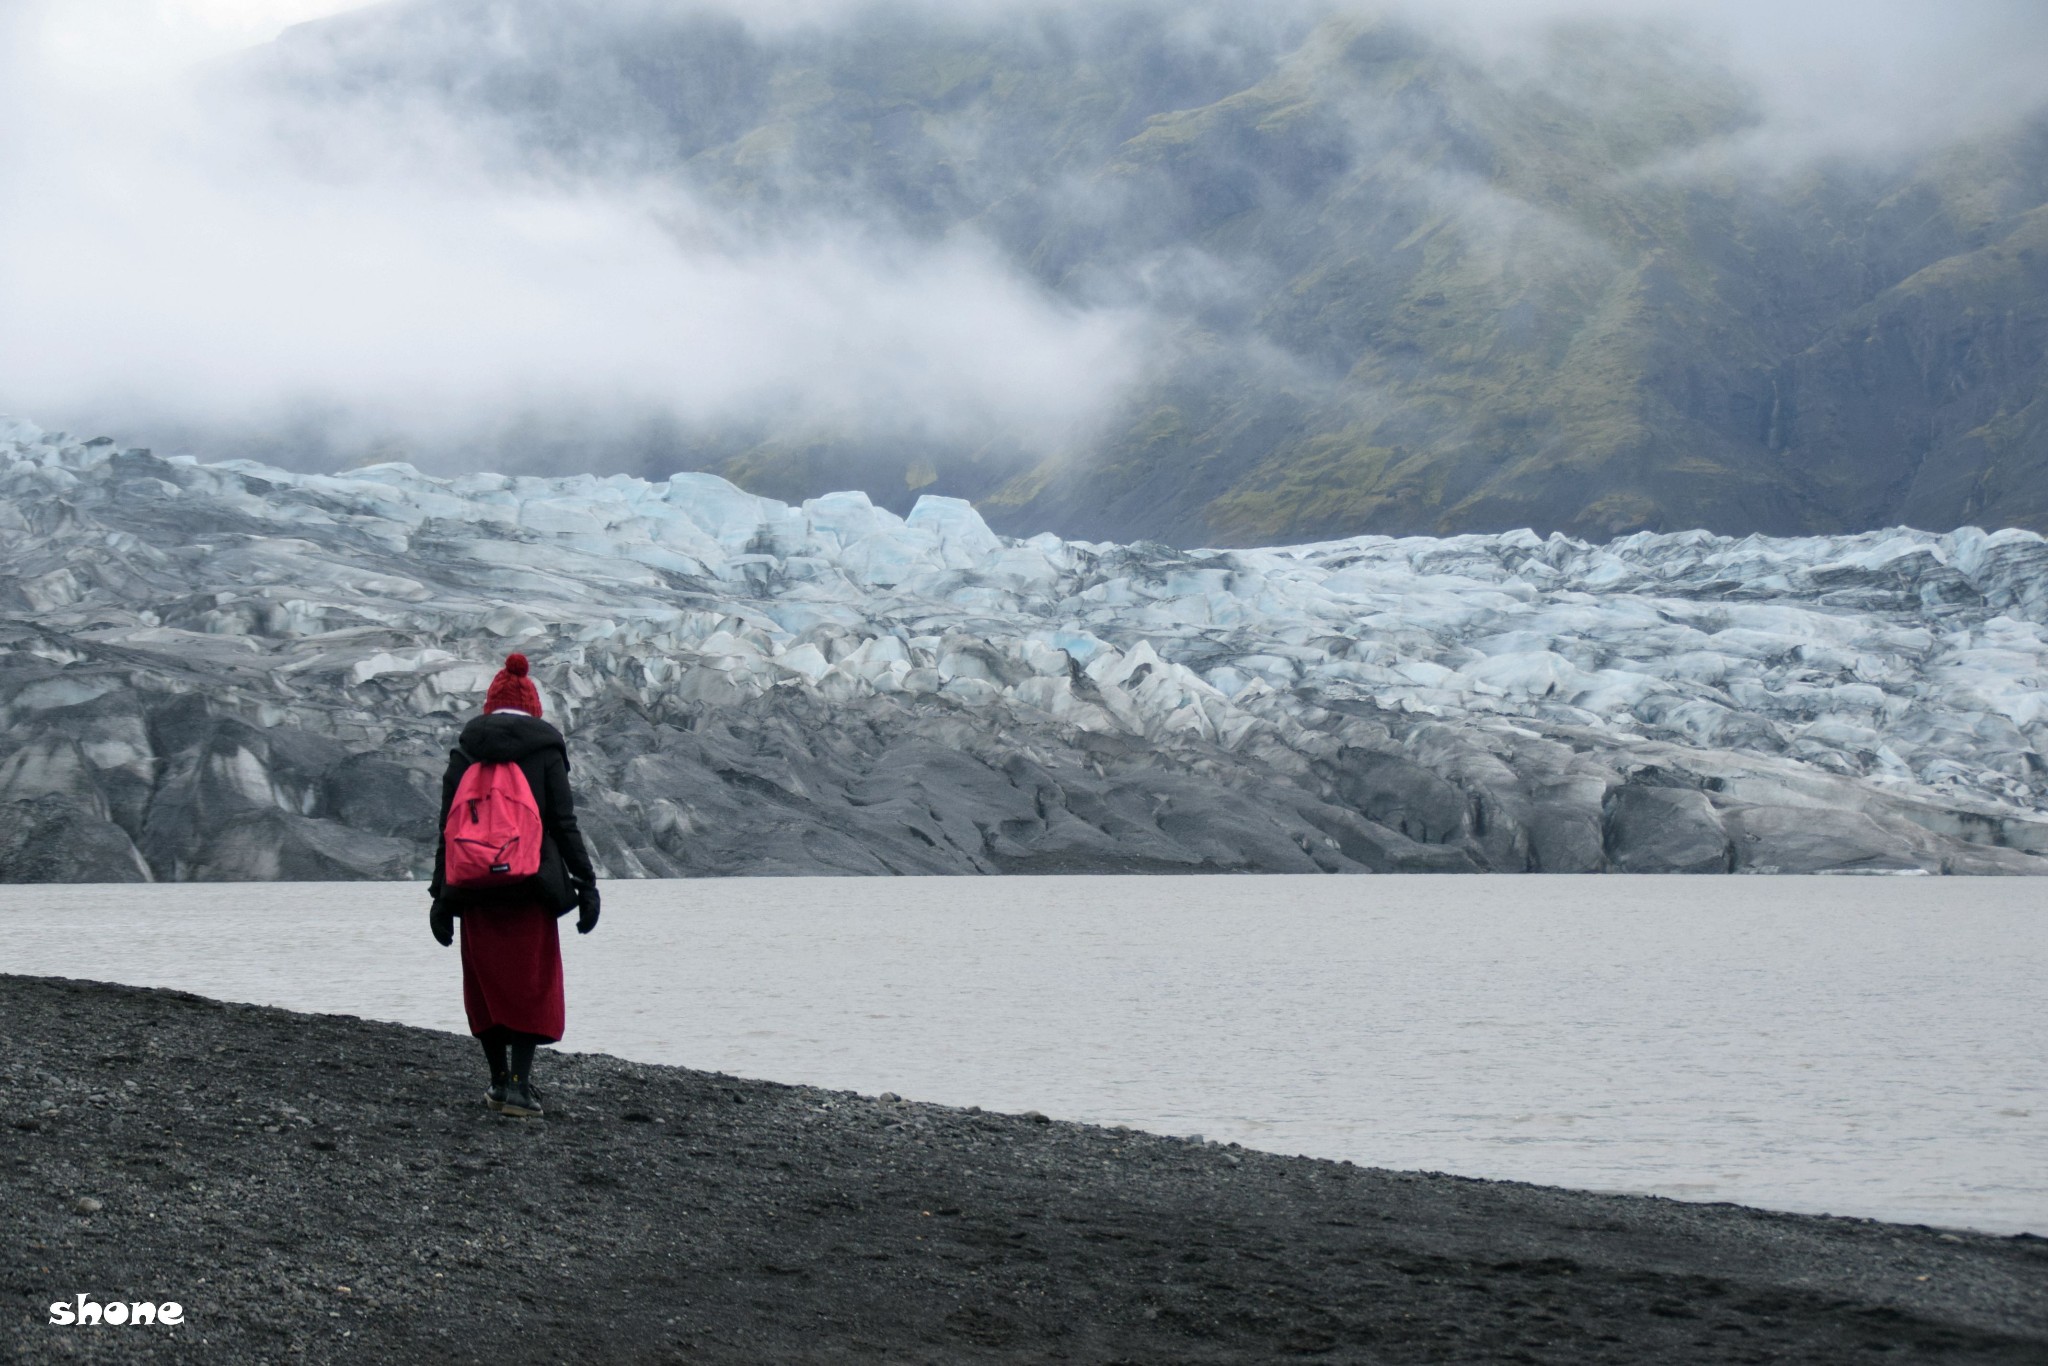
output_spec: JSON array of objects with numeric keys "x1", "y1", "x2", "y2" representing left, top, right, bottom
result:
[{"x1": 429, "y1": 712, "x2": 597, "y2": 914}]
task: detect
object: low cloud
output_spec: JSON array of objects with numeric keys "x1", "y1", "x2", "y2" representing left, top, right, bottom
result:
[
  {"x1": 0, "y1": 145, "x2": 1142, "y2": 452},
  {"x1": 1406, "y1": 0, "x2": 2048, "y2": 174},
  {"x1": 0, "y1": 0, "x2": 1151, "y2": 473},
  {"x1": 704, "y1": 0, "x2": 2048, "y2": 160},
  {"x1": 2, "y1": 0, "x2": 2043, "y2": 482}
]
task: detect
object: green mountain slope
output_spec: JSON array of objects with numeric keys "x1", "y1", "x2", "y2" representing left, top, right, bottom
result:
[{"x1": 256, "y1": 1, "x2": 2048, "y2": 544}]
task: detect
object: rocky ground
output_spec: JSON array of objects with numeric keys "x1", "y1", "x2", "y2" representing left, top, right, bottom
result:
[{"x1": 4, "y1": 975, "x2": 2045, "y2": 1364}]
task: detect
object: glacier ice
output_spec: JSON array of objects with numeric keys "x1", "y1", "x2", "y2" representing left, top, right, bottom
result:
[{"x1": 0, "y1": 421, "x2": 2043, "y2": 880}]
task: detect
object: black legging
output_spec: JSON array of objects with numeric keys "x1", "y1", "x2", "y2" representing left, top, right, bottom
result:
[{"x1": 478, "y1": 1027, "x2": 549, "y2": 1085}]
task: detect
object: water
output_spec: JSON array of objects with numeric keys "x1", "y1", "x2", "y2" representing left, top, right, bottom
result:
[{"x1": 2, "y1": 876, "x2": 2042, "y2": 1234}]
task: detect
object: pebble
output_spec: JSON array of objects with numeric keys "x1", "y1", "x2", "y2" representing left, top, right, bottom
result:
[{"x1": 7, "y1": 973, "x2": 2036, "y2": 1365}]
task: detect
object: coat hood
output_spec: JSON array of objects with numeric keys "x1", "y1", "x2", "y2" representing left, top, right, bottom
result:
[{"x1": 458, "y1": 712, "x2": 569, "y2": 766}]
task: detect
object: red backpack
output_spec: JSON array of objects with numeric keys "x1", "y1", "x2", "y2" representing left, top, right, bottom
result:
[{"x1": 443, "y1": 757, "x2": 544, "y2": 888}]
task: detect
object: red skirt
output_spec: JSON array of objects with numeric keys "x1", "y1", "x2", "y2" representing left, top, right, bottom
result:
[{"x1": 460, "y1": 902, "x2": 565, "y2": 1043}]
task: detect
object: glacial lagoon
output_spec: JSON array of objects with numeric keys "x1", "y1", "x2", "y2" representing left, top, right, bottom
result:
[{"x1": 3, "y1": 875, "x2": 2042, "y2": 1235}]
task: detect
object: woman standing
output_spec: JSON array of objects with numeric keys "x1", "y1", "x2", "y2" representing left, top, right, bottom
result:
[{"x1": 428, "y1": 653, "x2": 600, "y2": 1118}]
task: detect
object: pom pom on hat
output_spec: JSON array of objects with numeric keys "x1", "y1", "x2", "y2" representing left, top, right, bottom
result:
[{"x1": 484, "y1": 652, "x2": 542, "y2": 717}]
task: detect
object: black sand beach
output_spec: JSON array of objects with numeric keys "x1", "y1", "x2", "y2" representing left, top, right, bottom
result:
[{"x1": 3, "y1": 975, "x2": 2044, "y2": 1364}]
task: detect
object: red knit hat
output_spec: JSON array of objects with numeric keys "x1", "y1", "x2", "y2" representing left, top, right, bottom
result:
[{"x1": 483, "y1": 653, "x2": 542, "y2": 717}]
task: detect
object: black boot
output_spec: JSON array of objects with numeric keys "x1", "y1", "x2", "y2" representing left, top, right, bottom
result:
[
  {"x1": 480, "y1": 1035, "x2": 509, "y2": 1113},
  {"x1": 500, "y1": 1038, "x2": 543, "y2": 1118}
]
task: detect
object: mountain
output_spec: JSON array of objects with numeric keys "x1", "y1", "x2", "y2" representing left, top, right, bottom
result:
[
  {"x1": 229, "y1": 0, "x2": 2048, "y2": 547},
  {"x1": 1, "y1": 416, "x2": 2042, "y2": 882}
]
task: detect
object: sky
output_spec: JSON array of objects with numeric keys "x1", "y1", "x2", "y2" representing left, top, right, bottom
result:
[{"x1": 3, "y1": 0, "x2": 2045, "y2": 476}]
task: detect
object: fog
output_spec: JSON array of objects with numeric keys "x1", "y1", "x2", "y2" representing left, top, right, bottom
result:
[
  {"x1": 0, "y1": 0, "x2": 1153, "y2": 475},
  {"x1": 2, "y1": 0, "x2": 2043, "y2": 482},
  {"x1": 1418, "y1": 0, "x2": 2048, "y2": 156}
]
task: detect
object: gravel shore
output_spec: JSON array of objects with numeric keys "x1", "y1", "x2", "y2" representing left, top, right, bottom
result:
[{"x1": 4, "y1": 974, "x2": 2044, "y2": 1364}]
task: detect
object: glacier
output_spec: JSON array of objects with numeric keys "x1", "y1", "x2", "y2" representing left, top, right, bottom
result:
[{"x1": 1, "y1": 416, "x2": 2044, "y2": 880}]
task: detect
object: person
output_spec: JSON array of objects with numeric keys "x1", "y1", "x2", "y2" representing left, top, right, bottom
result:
[{"x1": 428, "y1": 652, "x2": 600, "y2": 1118}]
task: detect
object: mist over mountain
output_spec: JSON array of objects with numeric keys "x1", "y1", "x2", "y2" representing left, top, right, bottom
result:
[{"x1": 7, "y1": 0, "x2": 2047, "y2": 547}]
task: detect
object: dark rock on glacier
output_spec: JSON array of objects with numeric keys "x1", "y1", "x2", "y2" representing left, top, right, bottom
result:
[
  {"x1": 0, "y1": 794, "x2": 150, "y2": 882},
  {"x1": 162, "y1": 806, "x2": 419, "y2": 882},
  {"x1": 1333, "y1": 750, "x2": 1470, "y2": 847},
  {"x1": 1604, "y1": 787, "x2": 1732, "y2": 874},
  {"x1": 321, "y1": 751, "x2": 439, "y2": 840},
  {"x1": 0, "y1": 421, "x2": 2042, "y2": 879},
  {"x1": 1521, "y1": 779, "x2": 1613, "y2": 874}
]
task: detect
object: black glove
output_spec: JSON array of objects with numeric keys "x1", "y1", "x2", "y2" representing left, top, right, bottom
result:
[
  {"x1": 575, "y1": 881, "x2": 601, "y2": 935},
  {"x1": 429, "y1": 898, "x2": 454, "y2": 947}
]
